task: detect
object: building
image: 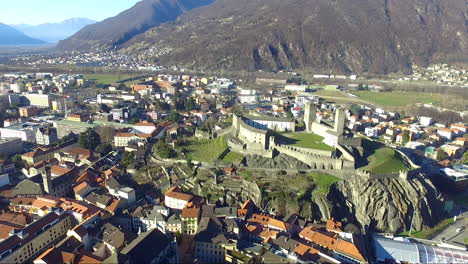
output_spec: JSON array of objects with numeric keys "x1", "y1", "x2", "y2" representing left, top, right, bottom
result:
[
  {"x1": 194, "y1": 217, "x2": 227, "y2": 264},
  {"x1": 19, "y1": 106, "x2": 40, "y2": 117},
  {"x1": 181, "y1": 207, "x2": 199, "y2": 235},
  {"x1": 0, "y1": 138, "x2": 23, "y2": 156},
  {"x1": 285, "y1": 84, "x2": 308, "y2": 92},
  {"x1": 373, "y1": 236, "x2": 468, "y2": 264},
  {"x1": 120, "y1": 229, "x2": 175, "y2": 264},
  {"x1": 134, "y1": 121, "x2": 157, "y2": 134},
  {"x1": 35, "y1": 127, "x2": 58, "y2": 146},
  {"x1": 164, "y1": 187, "x2": 193, "y2": 210},
  {"x1": 66, "y1": 114, "x2": 89, "y2": 123},
  {"x1": 243, "y1": 115, "x2": 296, "y2": 132},
  {"x1": 365, "y1": 127, "x2": 378, "y2": 138},
  {"x1": 24, "y1": 94, "x2": 52, "y2": 108},
  {"x1": 0, "y1": 211, "x2": 74, "y2": 264},
  {"x1": 437, "y1": 128, "x2": 454, "y2": 140},
  {"x1": 0, "y1": 122, "x2": 47, "y2": 143},
  {"x1": 419, "y1": 116, "x2": 432, "y2": 126},
  {"x1": 114, "y1": 133, "x2": 150, "y2": 147}
]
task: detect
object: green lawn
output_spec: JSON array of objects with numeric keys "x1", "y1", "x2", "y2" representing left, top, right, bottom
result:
[
  {"x1": 309, "y1": 172, "x2": 341, "y2": 194},
  {"x1": 222, "y1": 151, "x2": 245, "y2": 164},
  {"x1": 182, "y1": 136, "x2": 228, "y2": 162},
  {"x1": 278, "y1": 133, "x2": 335, "y2": 151},
  {"x1": 399, "y1": 218, "x2": 455, "y2": 239},
  {"x1": 353, "y1": 91, "x2": 443, "y2": 107},
  {"x1": 362, "y1": 147, "x2": 409, "y2": 173},
  {"x1": 84, "y1": 74, "x2": 136, "y2": 85}
]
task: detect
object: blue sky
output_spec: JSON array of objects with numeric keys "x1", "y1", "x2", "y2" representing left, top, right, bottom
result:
[{"x1": 1, "y1": 0, "x2": 142, "y2": 25}]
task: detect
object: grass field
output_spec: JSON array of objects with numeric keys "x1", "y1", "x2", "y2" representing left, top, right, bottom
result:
[
  {"x1": 399, "y1": 218, "x2": 454, "y2": 239},
  {"x1": 362, "y1": 147, "x2": 409, "y2": 173},
  {"x1": 353, "y1": 91, "x2": 443, "y2": 107},
  {"x1": 222, "y1": 151, "x2": 245, "y2": 164},
  {"x1": 277, "y1": 133, "x2": 335, "y2": 151},
  {"x1": 309, "y1": 172, "x2": 341, "y2": 194},
  {"x1": 84, "y1": 74, "x2": 136, "y2": 85},
  {"x1": 183, "y1": 136, "x2": 228, "y2": 162}
]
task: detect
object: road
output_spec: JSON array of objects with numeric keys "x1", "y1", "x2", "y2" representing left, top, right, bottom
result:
[{"x1": 432, "y1": 212, "x2": 468, "y2": 248}]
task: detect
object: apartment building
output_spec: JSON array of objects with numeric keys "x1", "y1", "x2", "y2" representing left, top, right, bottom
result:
[
  {"x1": 0, "y1": 138, "x2": 23, "y2": 156},
  {"x1": 0, "y1": 210, "x2": 74, "y2": 264}
]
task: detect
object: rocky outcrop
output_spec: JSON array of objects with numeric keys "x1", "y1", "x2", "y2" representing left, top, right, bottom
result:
[
  {"x1": 327, "y1": 176, "x2": 445, "y2": 233},
  {"x1": 243, "y1": 153, "x2": 310, "y2": 171}
]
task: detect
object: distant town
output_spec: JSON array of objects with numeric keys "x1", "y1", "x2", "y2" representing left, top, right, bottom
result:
[{"x1": 0, "y1": 70, "x2": 466, "y2": 264}]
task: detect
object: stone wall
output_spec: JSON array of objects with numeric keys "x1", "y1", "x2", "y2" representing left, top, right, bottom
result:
[{"x1": 232, "y1": 114, "x2": 270, "y2": 150}]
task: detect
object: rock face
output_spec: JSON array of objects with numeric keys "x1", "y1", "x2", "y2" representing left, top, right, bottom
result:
[
  {"x1": 243, "y1": 153, "x2": 310, "y2": 171},
  {"x1": 123, "y1": 0, "x2": 467, "y2": 74},
  {"x1": 328, "y1": 176, "x2": 445, "y2": 233}
]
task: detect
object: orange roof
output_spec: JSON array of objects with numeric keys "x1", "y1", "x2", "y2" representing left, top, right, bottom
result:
[
  {"x1": 294, "y1": 243, "x2": 319, "y2": 256},
  {"x1": 105, "y1": 199, "x2": 121, "y2": 214},
  {"x1": 438, "y1": 128, "x2": 453, "y2": 133},
  {"x1": 455, "y1": 137, "x2": 468, "y2": 142},
  {"x1": 50, "y1": 165, "x2": 72, "y2": 176},
  {"x1": 259, "y1": 229, "x2": 279, "y2": 240},
  {"x1": 268, "y1": 218, "x2": 290, "y2": 231},
  {"x1": 115, "y1": 133, "x2": 151, "y2": 138},
  {"x1": 165, "y1": 187, "x2": 193, "y2": 202},
  {"x1": 326, "y1": 219, "x2": 343, "y2": 233},
  {"x1": 135, "y1": 121, "x2": 156, "y2": 127},
  {"x1": 299, "y1": 226, "x2": 338, "y2": 250},
  {"x1": 181, "y1": 207, "x2": 199, "y2": 218},
  {"x1": 451, "y1": 124, "x2": 467, "y2": 129},
  {"x1": 335, "y1": 239, "x2": 365, "y2": 262},
  {"x1": 73, "y1": 182, "x2": 90, "y2": 194}
]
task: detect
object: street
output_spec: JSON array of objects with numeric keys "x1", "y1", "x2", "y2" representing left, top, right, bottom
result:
[{"x1": 432, "y1": 212, "x2": 468, "y2": 248}]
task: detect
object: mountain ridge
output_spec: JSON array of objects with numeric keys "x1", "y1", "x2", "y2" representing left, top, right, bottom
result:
[
  {"x1": 59, "y1": 0, "x2": 468, "y2": 74},
  {"x1": 0, "y1": 22, "x2": 45, "y2": 46},
  {"x1": 12, "y1": 18, "x2": 96, "y2": 43},
  {"x1": 57, "y1": 0, "x2": 214, "y2": 50}
]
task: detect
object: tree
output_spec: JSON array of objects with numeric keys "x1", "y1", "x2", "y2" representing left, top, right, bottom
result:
[
  {"x1": 12, "y1": 154, "x2": 25, "y2": 169},
  {"x1": 401, "y1": 131, "x2": 410, "y2": 145},
  {"x1": 436, "y1": 149, "x2": 448, "y2": 161},
  {"x1": 78, "y1": 128, "x2": 101, "y2": 151},
  {"x1": 462, "y1": 152, "x2": 468, "y2": 164},
  {"x1": 153, "y1": 139, "x2": 175, "y2": 159},
  {"x1": 349, "y1": 104, "x2": 362, "y2": 116},
  {"x1": 100, "y1": 104, "x2": 111, "y2": 113},
  {"x1": 166, "y1": 112, "x2": 181, "y2": 122},
  {"x1": 96, "y1": 143, "x2": 113, "y2": 155},
  {"x1": 185, "y1": 98, "x2": 196, "y2": 112},
  {"x1": 121, "y1": 151, "x2": 135, "y2": 167}
]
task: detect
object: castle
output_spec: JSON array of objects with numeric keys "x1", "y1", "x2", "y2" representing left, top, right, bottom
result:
[
  {"x1": 230, "y1": 112, "x2": 357, "y2": 171},
  {"x1": 304, "y1": 103, "x2": 346, "y2": 148}
]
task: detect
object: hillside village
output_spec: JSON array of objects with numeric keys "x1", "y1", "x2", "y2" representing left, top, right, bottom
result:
[{"x1": 0, "y1": 71, "x2": 466, "y2": 263}]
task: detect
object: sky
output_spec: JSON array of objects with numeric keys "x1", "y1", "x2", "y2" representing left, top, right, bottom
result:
[{"x1": 0, "y1": 0, "x2": 142, "y2": 25}]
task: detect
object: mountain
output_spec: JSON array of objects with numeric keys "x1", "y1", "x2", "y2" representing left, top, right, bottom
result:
[
  {"x1": 121, "y1": 0, "x2": 467, "y2": 74},
  {"x1": 12, "y1": 18, "x2": 96, "y2": 43},
  {"x1": 57, "y1": 0, "x2": 215, "y2": 51},
  {"x1": 0, "y1": 22, "x2": 45, "y2": 46}
]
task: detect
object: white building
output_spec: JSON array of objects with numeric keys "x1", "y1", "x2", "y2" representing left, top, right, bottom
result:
[
  {"x1": 419, "y1": 116, "x2": 432, "y2": 126},
  {"x1": 0, "y1": 122, "x2": 46, "y2": 143},
  {"x1": 164, "y1": 187, "x2": 193, "y2": 210},
  {"x1": 285, "y1": 84, "x2": 308, "y2": 92},
  {"x1": 134, "y1": 121, "x2": 157, "y2": 134},
  {"x1": 119, "y1": 187, "x2": 136, "y2": 205},
  {"x1": 365, "y1": 127, "x2": 378, "y2": 138}
]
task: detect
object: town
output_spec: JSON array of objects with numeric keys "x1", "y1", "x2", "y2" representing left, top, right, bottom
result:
[{"x1": 0, "y1": 70, "x2": 466, "y2": 264}]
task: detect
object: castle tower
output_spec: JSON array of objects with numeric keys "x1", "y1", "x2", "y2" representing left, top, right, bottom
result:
[
  {"x1": 304, "y1": 103, "x2": 316, "y2": 132},
  {"x1": 334, "y1": 108, "x2": 346, "y2": 135},
  {"x1": 42, "y1": 167, "x2": 53, "y2": 194}
]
